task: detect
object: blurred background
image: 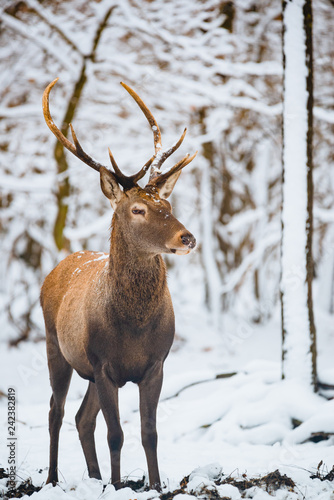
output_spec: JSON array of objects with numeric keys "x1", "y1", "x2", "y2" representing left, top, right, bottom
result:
[
  {"x1": 2, "y1": 2, "x2": 334, "y2": 496},
  {"x1": 0, "y1": 0, "x2": 333, "y2": 348}
]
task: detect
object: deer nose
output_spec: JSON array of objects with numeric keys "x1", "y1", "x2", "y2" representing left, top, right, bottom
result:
[{"x1": 181, "y1": 233, "x2": 196, "y2": 249}]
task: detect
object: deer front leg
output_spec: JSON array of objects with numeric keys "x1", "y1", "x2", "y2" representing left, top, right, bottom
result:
[
  {"x1": 139, "y1": 361, "x2": 163, "y2": 491},
  {"x1": 94, "y1": 368, "x2": 123, "y2": 489},
  {"x1": 46, "y1": 334, "x2": 73, "y2": 485}
]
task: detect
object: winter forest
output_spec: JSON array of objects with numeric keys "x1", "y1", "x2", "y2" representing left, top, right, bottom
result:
[{"x1": 1, "y1": 0, "x2": 334, "y2": 498}]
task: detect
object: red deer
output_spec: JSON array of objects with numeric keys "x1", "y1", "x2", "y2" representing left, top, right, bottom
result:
[{"x1": 41, "y1": 79, "x2": 197, "y2": 491}]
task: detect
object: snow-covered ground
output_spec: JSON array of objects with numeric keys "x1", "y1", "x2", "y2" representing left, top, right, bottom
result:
[{"x1": 1, "y1": 279, "x2": 334, "y2": 499}]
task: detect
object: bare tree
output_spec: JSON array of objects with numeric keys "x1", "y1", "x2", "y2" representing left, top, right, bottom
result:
[{"x1": 281, "y1": 0, "x2": 317, "y2": 390}]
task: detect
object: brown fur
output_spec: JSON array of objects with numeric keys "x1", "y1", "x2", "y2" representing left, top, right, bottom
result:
[{"x1": 41, "y1": 185, "x2": 196, "y2": 490}]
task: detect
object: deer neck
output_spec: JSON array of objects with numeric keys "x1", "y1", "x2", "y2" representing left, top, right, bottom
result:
[
  {"x1": 109, "y1": 215, "x2": 162, "y2": 268},
  {"x1": 107, "y1": 216, "x2": 167, "y2": 323}
]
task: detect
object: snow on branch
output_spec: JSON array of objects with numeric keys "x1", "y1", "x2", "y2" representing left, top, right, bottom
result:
[
  {"x1": 225, "y1": 96, "x2": 282, "y2": 116},
  {"x1": 0, "y1": 105, "x2": 41, "y2": 119},
  {"x1": 196, "y1": 57, "x2": 282, "y2": 78},
  {"x1": 64, "y1": 213, "x2": 111, "y2": 241},
  {"x1": 1, "y1": 13, "x2": 77, "y2": 73},
  {"x1": 220, "y1": 232, "x2": 280, "y2": 295},
  {"x1": 220, "y1": 208, "x2": 265, "y2": 234},
  {"x1": 0, "y1": 174, "x2": 54, "y2": 193},
  {"x1": 314, "y1": 207, "x2": 334, "y2": 223},
  {"x1": 314, "y1": 106, "x2": 334, "y2": 124},
  {"x1": 25, "y1": 0, "x2": 82, "y2": 55}
]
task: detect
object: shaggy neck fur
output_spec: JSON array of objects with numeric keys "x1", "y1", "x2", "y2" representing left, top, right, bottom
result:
[{"x1": 107, "y1": 214, "x2": 167, "y2": 326}]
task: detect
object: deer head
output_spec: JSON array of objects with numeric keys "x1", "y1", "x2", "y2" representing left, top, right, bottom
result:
[{"x1": 42, "y1": 79, "x2": 197, "y2": 255}]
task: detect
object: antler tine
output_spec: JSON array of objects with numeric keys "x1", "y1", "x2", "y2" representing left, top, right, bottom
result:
[
  {"x1": 120, "y1": 82, "x2": 162, "y2": 154},
  {"x1": 149, "y1": 128, "x2": 187, "y2": 180},
  {"x1": 108, "y1": 148, "x2": 154, "y2": 189},
  {"x1": 69, "y1": 125, "x2": 100, "y2": 173},
  {"x1": 133, "y1": 155, "x2": 155, "y2": 183},
  {"x1": 108, "y1": 148, "x2": 126, "y2": 180},
  {"x1": 42, "y1": 78, "x2": 105, "y2": 173},
  {"x1": 149, "y1": 151, "x2": 198, "y2": 186},
  {"x1": 119, "y1": 82, "x2": 192, "y2": 182}
]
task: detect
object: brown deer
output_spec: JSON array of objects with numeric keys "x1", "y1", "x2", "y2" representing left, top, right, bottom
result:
[{"x1": 41, "y1": 78, "x2": 197, "y2": 491}]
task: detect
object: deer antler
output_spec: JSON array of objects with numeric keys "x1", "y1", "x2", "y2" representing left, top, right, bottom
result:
[
  {"x1": 42, "y1": 78, "x2": 149, "y2": 189},
  {"x1": 120, "y1": 82, "x2": 192, "y2": 180},
  {"x1": 120, "y1": 82, "x2": 162, "y2": 155},
  {"x1": 43, "y1": 79, "x2": 197, "y2": 191},
  {"x1": 149, "y1": 151, "x2": 198, "y2": 188},
  {"x1": 43, "y1": 78, "x2": 104, "y2": 173}
]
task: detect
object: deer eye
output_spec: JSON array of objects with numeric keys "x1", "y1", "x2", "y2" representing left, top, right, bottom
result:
[{"x1": 132, "y1": 208, "x2": 146, "y2": 215}]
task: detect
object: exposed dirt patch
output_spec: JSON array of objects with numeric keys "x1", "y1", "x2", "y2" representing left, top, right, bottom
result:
[
  {"x1": 0, "y1": 469, "x2": 297, "y2": 499},
  {"x1": 160, "y1": 475, "x2": 189, "y2": 500},
  {"x1": 122, "y1": 475, "x2": 149, "y2": 492},
  {"x1": 307, "y1": 432, "x2": 334, "y2": 443},
  {"x1": 0, "y1": 477, "x2": 41, "y2": 499},
  {"x1": 161, "y1": 469, "x2": 295, "y2": 499},
  {"x1": 216, "y1": 469, "x2": 295, "y2": 494}
]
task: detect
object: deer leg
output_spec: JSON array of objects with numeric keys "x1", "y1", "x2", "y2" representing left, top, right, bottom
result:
[
  {"x1": 139, "y1": 361, "x2": 163, "y2": 491},
  {"x1": 94, "y1": 369, "x2": 123, "y2": 489},
  {"x1": 75, "y1": 381, "x2": 101, "y2": 480},
  {"x1": 46, "y1": 334, "x2": 73, "y2": 485}
]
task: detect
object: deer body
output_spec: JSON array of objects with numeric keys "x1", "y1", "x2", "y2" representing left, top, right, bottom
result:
[
  {"x1": 41, "y1": 80, "x2": 197, "y2": 490},
  {"x1": 42, "y1": 247, "x2": 174, "y2": 385}
]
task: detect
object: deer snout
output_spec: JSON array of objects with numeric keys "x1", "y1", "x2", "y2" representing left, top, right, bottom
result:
[
  {"x1": 168, "y1": 230, "x2": 196, "y2": 255},
  {"x1": 181, "y1": 233, "x2": 196, "y2": 249}
]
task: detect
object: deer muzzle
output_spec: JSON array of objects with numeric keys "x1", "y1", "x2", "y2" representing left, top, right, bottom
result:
[
  {"x1": 169, "y1": 230, "x2": 196, "y2": 255},
  {"x1": 181, "y1": 233, "x2": 196, "y2": 249}
]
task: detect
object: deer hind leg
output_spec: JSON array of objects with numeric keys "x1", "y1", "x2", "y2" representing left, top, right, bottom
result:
[
  {"x1": 139, "y1": 361, "x2": 163, "y2": 491},
  {"x1": 94, "y1": 368, "x2": 123, "y2": 489},
  {"x1": 75, "y1": 381, "x2": 101, "y2": 480},
  {"x1": 45, "y1": 332, "x2": 73, "y2": 485}
]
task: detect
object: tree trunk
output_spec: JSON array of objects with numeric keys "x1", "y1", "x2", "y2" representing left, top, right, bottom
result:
[
  {"x1": 281, "y1": 0, "x2": 317, "y2": 390},
  {"x1": 53, "y1": 7, "x2": 114, "y2": 252},
  {"x1": 198, "y1": 107, "x2": 222, "y2": 328}
]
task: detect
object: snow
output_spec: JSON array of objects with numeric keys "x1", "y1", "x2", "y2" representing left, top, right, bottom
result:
[
  {"x1": 81, "y1": 252, "x2": 109, "y2": 265},
  {"x1": 1, "y1": 13, "x2": 76, "y2": 74},
  {"x1": 2, "y1": 299, "x2": 334, "y2": 499},
  {"x1": 200, "y1": 163, "x2": 221, "y2": 329},
  {"x1": 25, "y1": 0, "x2": 83, "y2": 56},
  {"x1": 314, "y1": 106, "x2": 334, "y2": 124},
  {"x1": 220, "y1": 232, "x2": 280, "y2": 295},
  {"x1": 0, "y1": 173, "x2": 54, "y2": 193},
  {"x1": 0, "y1": 105, "x2": 41, "y2": 119}
]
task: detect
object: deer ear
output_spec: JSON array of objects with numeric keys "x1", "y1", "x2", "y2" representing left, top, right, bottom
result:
[
  {"x1": 100, "y1": 167, "x2": 123, "y2": 209},
  {"x1": 156, "y1": 170, "x2": 182, "y2": 199}
]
